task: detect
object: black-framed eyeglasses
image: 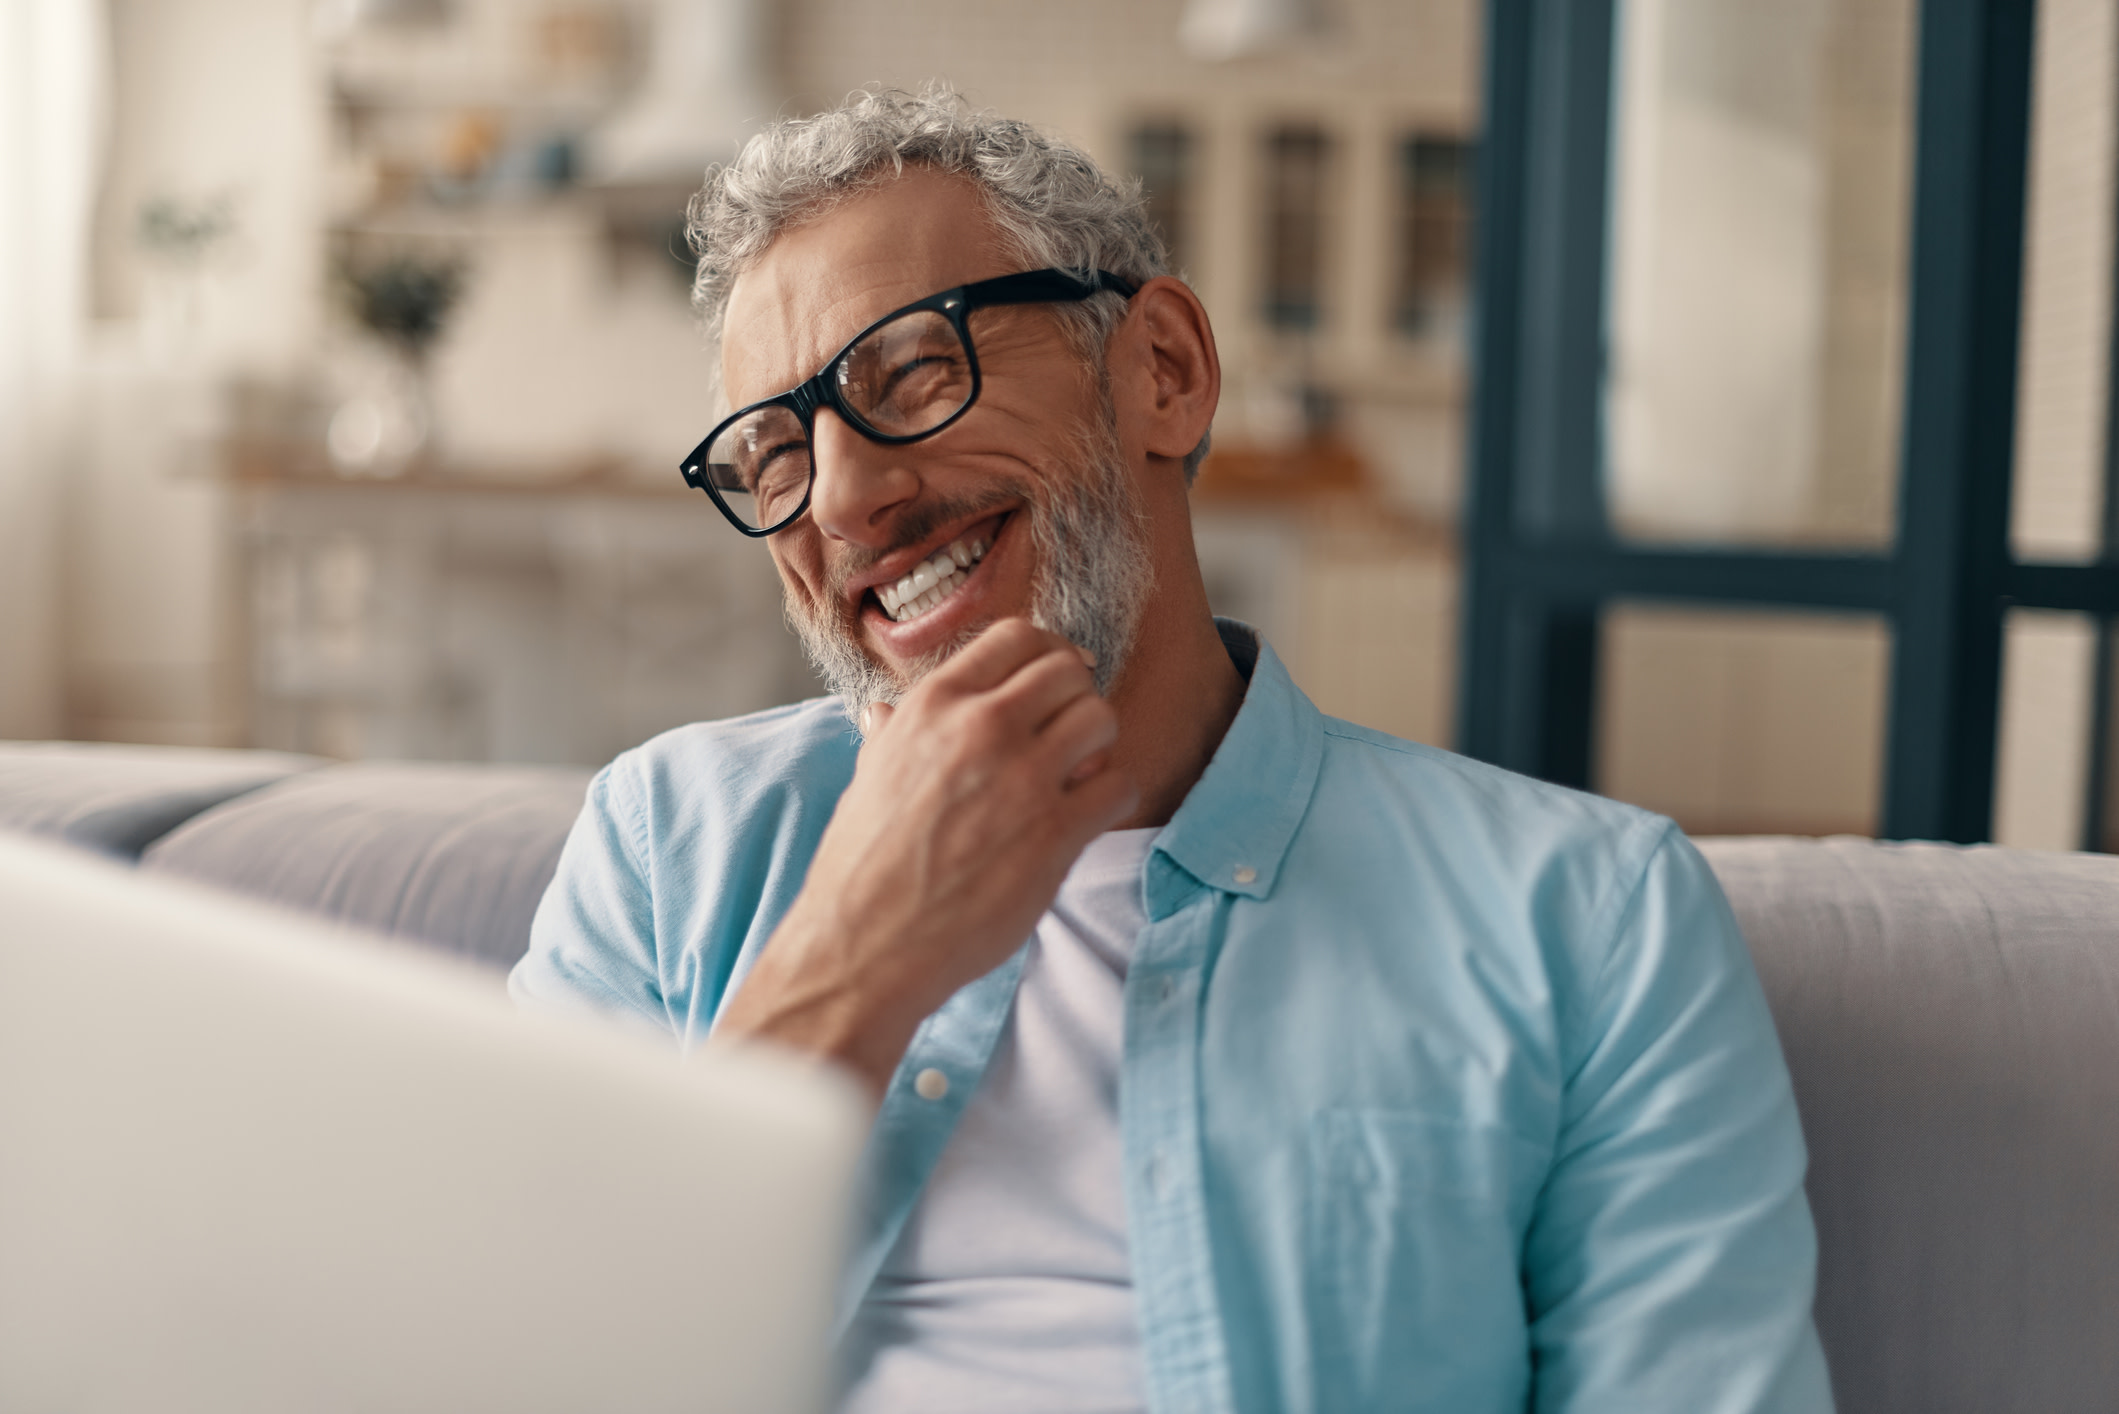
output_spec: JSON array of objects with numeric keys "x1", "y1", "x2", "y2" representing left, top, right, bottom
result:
[{"x1": 680, "y1": 267, "x2": 1141, "y2": 536}]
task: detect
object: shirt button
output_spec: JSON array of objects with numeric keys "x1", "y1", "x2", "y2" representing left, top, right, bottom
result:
[
  {"x1": 913, "y1": 1067, "x2": 950, "y2": 1101},
  {"x1": 1156, "y1": 976, "x2": 1177, "y2": 1005},
  {"x1": 1232, "y1": 864, "x2": 1257, "y2": 885}
]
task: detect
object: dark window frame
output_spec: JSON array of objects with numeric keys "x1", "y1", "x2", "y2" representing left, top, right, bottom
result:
[
  {"x1": 1458, "y1": 0, "x2": 2119, "y2": 846},
  {"x1": 1129, "y1": 120, "x2": 1198, "y2": 279},
  {"x1": 1261, "y1": 123, "x2": 1333, "y2": 332},
  {"x1": 1393, "y1": 132, "x2": 1477, "y2": 343}
]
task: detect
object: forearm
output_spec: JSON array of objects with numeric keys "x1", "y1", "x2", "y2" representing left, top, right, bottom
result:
[{"x1": 713, "y1": 898, "x2": 944, "y2": 1099}]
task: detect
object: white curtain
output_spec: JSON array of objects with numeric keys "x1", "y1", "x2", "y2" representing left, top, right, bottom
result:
[{"x1": 0, "y1": 0, "x2": 104, "y2": 737}]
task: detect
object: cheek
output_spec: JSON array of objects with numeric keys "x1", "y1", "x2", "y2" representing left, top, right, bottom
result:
[
  {"x1": 994, "y1": 361, "x2": 1105, "y2": 448},
  {"x1": 971, "y1": 395, "x2": 1099, "y2": 473},
  {"x1": 768, "y1": 544, "x2": 827, "y2": 612}
]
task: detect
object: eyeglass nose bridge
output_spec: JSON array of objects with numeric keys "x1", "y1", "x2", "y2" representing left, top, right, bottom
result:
[
  {"x1": 783, "y1": 378, "x2": 828, "y2": 427},
  {"x1": 794, "y1": 362, "x2": 929, "y2": 449}
]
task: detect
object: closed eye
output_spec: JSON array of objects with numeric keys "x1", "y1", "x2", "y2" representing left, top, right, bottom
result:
[
  {"x1": 879, "y1": 353, "x2": 956, "y2": 396},
  {"x1": 729, "y1": 436, "x2": 810, "y2": 499},
  {"x1": 754, "y1": 436, "x2": 808, "y2": 471}
]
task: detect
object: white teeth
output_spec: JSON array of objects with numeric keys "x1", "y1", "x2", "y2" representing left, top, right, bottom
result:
[
  {"x1": 907, "y1": 583, "x2": 945, "y2": 618},
  {"x1": 878, "y1": 529, "x2": 994, "y2": 624}
]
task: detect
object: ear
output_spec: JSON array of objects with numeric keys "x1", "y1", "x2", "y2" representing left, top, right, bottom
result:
[{"x1": 1113, "y1": 276, "x2": 1220, "y2": 469}]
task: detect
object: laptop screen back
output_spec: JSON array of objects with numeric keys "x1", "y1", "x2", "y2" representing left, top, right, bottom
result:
[{"x1": 0, "y1": 836, "x2": 863, "y2": 1414}]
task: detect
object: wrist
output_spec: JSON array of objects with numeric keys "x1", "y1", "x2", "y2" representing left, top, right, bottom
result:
[{"x1": 714, "y1": 900, "x2": 934, "y2": 1098}]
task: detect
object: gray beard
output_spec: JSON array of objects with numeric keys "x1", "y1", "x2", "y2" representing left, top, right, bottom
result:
[{"x1": 783, "y1": 407, "x2": 1155, "y2": 733}]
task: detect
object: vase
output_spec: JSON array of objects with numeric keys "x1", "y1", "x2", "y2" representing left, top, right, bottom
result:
[{"x1": 326, "y1": 346, "x2": 432, "y2": 477}]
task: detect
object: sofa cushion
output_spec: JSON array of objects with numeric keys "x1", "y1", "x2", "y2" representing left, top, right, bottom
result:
[
  {"x1": 0, "y1": 740, "x2": 323, "y2": 859},
  {"x1": 1699, "y1": 836, "x2": 2119, "y2": 1414},
  {"x1": 142, "y1": 762, "x2": 592, "y2": 973}
]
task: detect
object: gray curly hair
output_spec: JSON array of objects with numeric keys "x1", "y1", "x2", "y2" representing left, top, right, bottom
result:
[{"x1": 685, "y1": 85, "x2": 1209, "y2": 481}]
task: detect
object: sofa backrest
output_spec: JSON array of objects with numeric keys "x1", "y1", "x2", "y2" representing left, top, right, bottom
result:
[
  {"x1": 1700, "y1": 836, "x2": 2119, "y2": 1414},
  {"x1": 141, "y1": 762, "x2": 593, "y2": 973},
  {"x1": 0, "y1": 741, "x2": 322, "y2": 858},
  {"x1": 17, "y1": 743, "x2": 2116, "y2": 1408}
]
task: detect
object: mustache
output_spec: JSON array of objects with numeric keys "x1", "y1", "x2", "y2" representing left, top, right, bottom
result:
[{"x1": 823, "y1": 482, "x2": 1026, "y2": 604}]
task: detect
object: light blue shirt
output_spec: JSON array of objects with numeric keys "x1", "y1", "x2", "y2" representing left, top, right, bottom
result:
[{"x1": 512, "y1": 622, "x2": 1833, "y2": 1413}]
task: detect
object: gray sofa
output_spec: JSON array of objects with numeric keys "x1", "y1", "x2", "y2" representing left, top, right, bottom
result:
[
  {"x1": 0, "y1": 741, "x2": 591, "y2": 971},
  {"x1": 4, "y1": 740, "x2": 2115, "y2": 1412}
]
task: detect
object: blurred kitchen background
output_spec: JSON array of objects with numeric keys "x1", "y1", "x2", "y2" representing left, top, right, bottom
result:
[{"x1": 2, "y1": 0, "x2": 2114, "y2": 847}]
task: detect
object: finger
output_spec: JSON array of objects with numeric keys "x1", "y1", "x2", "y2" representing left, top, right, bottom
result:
[
  {"x1": 859, "y1": 701, "x2": 894, "y2": 741},
  {"x1": 985, "y1": 644, "x2": 1100, "y2": 736},
  {"x1": 1066, "y1": 747, "x2": 1111, "y2": 785},
  {"x1": 926, "y1": 617, "x2": 1074, "y2": 696},
  {"x1": 1030, "y1": 690, "x2": 1121, "y2": 782}
]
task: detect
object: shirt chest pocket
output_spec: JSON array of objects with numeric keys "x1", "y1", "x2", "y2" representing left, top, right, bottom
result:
[{"x1": 1303, "y1": 1108, "x2": 1547, "y2": 1414}]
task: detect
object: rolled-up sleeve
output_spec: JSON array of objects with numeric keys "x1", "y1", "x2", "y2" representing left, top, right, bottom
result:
[{"x1": 508, "y1": 762, "x2": 669, "y2": 1034}]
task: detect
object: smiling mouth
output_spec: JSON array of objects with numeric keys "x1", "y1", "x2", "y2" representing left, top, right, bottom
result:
[{"x1": 873, "y1": 527, "x2": 995, "y2": 624}]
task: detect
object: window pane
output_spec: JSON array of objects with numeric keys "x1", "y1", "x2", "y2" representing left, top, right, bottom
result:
[
  {"x1": 1392, "y1": 134, "x2": 1474, "y2": 351},
  {"x1": 1993, "y1": 610, "x2": 2101, "y2": 850},
  {"x1": 1195, "y1": 510, "x2": 1457, "y2": 750},
  {"x1": 2010, "y1": 0, "x2": 2116, "y2": 564},
  {"x1": 1603, "y1": 0, "x2": 1915, "y2": 548},
  {"x1": 1597, "y1": 605, "x2": 1890, "y2": 836},
  {"x1": 1262, "y1": 125, "x2": 1330, "y2": 331},
  {"x1": 1296, "y1": 524, "x2": 1457, "y2": 748},
  {"x1": 1130, "y1": 121, "x2": 1197, "y2": 279}
]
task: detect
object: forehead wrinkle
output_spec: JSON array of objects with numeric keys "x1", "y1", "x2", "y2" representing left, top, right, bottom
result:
[{"x1": 724, "y1": 265, "x2": 893, "y2": 405}]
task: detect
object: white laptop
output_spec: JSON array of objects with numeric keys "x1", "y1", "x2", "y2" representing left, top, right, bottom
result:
[{"x1": 0, "y1": 835, "x2": 865, "y2": 1414}]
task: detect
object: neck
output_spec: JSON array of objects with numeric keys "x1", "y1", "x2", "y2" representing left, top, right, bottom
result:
[{"x1": 1102, "y1": 555, "x2": 1247, "y2": 831}]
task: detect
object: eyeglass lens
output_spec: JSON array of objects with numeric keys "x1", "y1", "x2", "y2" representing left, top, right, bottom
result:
[{"x1": 702, "y1": 306, "x2": 976, "y2": 531}]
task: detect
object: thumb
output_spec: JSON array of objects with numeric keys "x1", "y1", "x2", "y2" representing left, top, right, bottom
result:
[{"x1": 859, "y1": 700, "x2": 895, "y2": 741}]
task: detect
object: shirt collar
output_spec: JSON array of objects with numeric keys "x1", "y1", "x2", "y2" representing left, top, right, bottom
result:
[{"x1": 1143, "y1": 619, "x2": 1325, "y2": 921}]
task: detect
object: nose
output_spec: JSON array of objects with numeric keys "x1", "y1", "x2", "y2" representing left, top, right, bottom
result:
[{"x1": 805, "y1": 410, "x2": 920, "y2": 547}]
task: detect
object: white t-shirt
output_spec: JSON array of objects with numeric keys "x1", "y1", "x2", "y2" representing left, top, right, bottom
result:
[{"x1": 838, "y1": 827, "x2": 1159, "y2": 1414}]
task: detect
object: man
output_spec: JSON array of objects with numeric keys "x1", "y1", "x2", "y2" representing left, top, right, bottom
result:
[{"x1": 513, "y1": 89, "x2": 1833, "y2": 1413}]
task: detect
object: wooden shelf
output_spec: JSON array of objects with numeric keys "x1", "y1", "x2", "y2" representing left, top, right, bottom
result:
[{"x1": 213, "y1": 440, "x2": 693, "y2": 499}]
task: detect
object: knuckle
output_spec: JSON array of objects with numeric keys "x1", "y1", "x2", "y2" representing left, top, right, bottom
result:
[
  {"x1": 950, "y1": 757, "x2": 998, "y2": 798},
  {"x1": 957, "y1": 701, "x2": 1011, "y2": 754},
  {"x1": 1074, "y1": 694, "x2": 1119, "y2": 736},
  {"x1": 904, "y1": 666, "x2": 952, "y2": 707},
  {"x1": 1011, "y1": 653, "x2": 1073, "y2": 698},
  {"x1": 992, "y1": 616, "x2": 1040, "y2": 647},
  {"x1": 1004, "y1": 610, "x2": 1055, "y2": 648}
]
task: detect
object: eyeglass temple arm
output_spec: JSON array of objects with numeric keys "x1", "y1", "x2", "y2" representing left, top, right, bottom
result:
[{"x1": 961, "y1": 269, "x2": 1141, "y2": 308}]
